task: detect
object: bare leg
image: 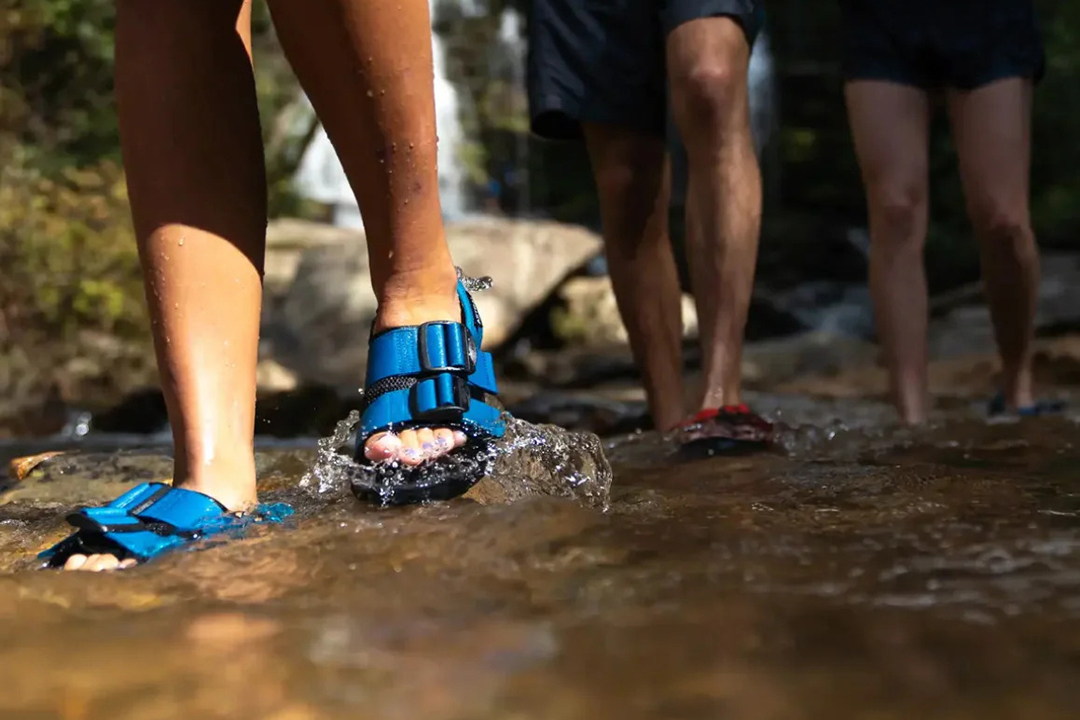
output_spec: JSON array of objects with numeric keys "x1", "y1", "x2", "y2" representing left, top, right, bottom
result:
[
  {"x1": 948, "y1": 78, "x2": 1039, "y2": 410},
  {"x1": 265, "y1": 0, "x2": 467, "y2": 462},
  {"x1": 582, "y1": 124, "x2": 684, "y2": 431},
  {"x1": 66, "y1": 0, "x2": 265, "y2": 571},
  {"x1": 845, "y1": 81, "x2": 932, "y2": 424},
  {"x1": 667, "y1": 18, "x2": 761, "y2": 411}
]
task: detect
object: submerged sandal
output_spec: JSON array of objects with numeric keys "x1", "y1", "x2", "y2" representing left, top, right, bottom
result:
[
  {"x1": 38, "y1": 482, "x2": 293, "y2": 568},
  {"x1": 675, "y1": 405, "x2": 774, "y2": 461},
  {"x1": 353, "y1": 280, "x2": 507, "y2": 505},
  {"x1": 987, "y1": 393, "x2": 1066, "y2": 418}
]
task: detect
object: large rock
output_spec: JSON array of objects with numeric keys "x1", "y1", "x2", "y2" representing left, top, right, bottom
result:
[
  {"x1": 555, "y1": 276, "x2": 698, "y2": 346},
  {"x1": 741, "y1": 331, "x2": 879, "y2": 386},
  {"x1": 262, "y1": 217, "x2": 602, "y2": 390}
]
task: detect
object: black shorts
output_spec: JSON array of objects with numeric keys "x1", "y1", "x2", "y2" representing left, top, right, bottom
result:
[
  {"x1": 529, "y1": 0, "x2": 766, "y2": 140},
  {"x1": 840, "y1": 0, "x2": 1045, "y2": 90}
]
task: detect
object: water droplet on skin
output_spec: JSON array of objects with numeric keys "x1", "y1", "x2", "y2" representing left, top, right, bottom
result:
[
  {"x1": 379, "y1": 90, "x2": 385, "y2": 96},
  {"x1": 408, "y1": 143, "x2": 414, "y2": 150},
  {"x1": 173, "y1": 303, "x2": 178, "y2": 309},
  {"x1": 366, "y1": 90, "x2": 374, "y2": 98},
  {"x1": 178, "y1": 238, "x2": 185, "y2": 246}
]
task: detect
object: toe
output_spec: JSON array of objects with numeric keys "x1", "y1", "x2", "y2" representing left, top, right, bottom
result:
[
  {"x1": 396, "y1": 429, "x2": 425, "y2": 466},
  {"x1": 81, "y1": 554, "x2": 118, "y2": 572},
  {"x1": 63, "y1": 554, "x2": 89, "y2": 571},
  {"x1": 433, "y1": 428, "x2": 456, "y2": 453},
  {"x1": 416, "y1": 428, "x2": 437, "y2": 458},
  {"x1": 364, "y1": 432, "x2": 403, "y2": 462}
]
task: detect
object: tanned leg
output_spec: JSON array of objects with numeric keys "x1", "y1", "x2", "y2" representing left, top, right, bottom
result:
[
  {"x1": 66, "y1": 0, "x2": 265, "y2": 572},
  {"x1": 948, "y1": 78, "x2": 1039, "y2": 410},
  {"x1": 845, "y1": 81, "x2": 933, "y2": 424},
  {"x1": 266, "y1": 0, "x2": 468, "y2": 463},
  {"x1": 582, "y1": 124, "x2": 685, "y2": 431},
  {"x1": 667, "y1": 18, "x2": 760, "y2": 412}
]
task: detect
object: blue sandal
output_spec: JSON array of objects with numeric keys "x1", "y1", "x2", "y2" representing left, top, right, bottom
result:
[
  {"x1": 353, "y1": 280, "x2": 507, "y2": 505},
  {"x1": 38, "y1": 482, "x2": 293, "y2": 568},
  {"x1": 988, "y1": 393, "x2": 1066, "y2": 418}
]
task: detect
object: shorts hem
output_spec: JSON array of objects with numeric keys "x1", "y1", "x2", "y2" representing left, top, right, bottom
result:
[{"x1": 663, "y1": 2, "x2": 765, "y2": 44}]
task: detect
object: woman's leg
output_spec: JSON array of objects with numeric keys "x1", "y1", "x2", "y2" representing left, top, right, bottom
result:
[
  {"x1": 948, "y1": 79, "x2": 1039, "y2": 411},
  {"x1": 844, "y1": 81, "x2": 933, "y2": 424},
  {"x1": 65, "y1": 0, "x2": 266, "y2": 571},
  {"x1": 266, "y1": 0, "x2": 469, "y2": 463}
]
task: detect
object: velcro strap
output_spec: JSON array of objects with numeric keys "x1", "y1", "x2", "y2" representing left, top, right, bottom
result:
[
  {"x1": 359, "y1": 384, "x2": 506, "y2": 438},
  {"x1": 411, "y1": 373, "x2": 470, "y2": 418},
  {"x1": 366, "y1": 321, "x2": 476, "y2": 386},
  {"x1": 66, "y1": 483, "x2": 225, "y2": 536}
]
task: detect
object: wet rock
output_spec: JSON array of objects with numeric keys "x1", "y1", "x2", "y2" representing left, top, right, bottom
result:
[
  {"x1": 506, "y1": 391, "x2": 651, "y2": 437},
  {"x1": 262, "y1": 217, "x2": 602, "y2": 390}
]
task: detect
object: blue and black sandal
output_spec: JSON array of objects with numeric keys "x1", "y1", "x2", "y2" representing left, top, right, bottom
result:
[
  {"x1": 354, "y1": 280, "x2": 507, "y2": 506},
  {"x1": 38, "y1": 482, "x2": 293, "y2": 568}
]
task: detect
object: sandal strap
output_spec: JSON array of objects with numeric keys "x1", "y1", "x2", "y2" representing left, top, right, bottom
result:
[
  {"x1": 40, "y1": 483, "x2": 232, "y2": 564},
  {"x1": 358, "y1": 281, "x2": 505, "y2": 439},
  {"x1": 359, "y1": 377, "x2": 503, "y2": 437}
]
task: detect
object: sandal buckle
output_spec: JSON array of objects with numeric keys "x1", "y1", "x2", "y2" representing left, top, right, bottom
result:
[
  {"x1": 418, "y1": 321, "x2": 476, "y2": 374},
  {"x1": 412, "y1": 374, "x2": 471, "y2": 420}
]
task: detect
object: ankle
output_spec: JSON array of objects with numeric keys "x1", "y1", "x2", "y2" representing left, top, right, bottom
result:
[
  {"x1": 1000, "y1": 380, "x2": 1035, "y2": 410},
  {"x1": 699, "y1": 386, "x2": 741, "y2": 412},
  {"x1": 173, "y1": 455, "x2": 258, "y2": 512},
  {"x1": 375, "y1": 266, "x2": 460, "y2": 331}
]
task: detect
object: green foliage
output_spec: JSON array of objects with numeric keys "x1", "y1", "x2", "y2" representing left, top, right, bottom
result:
[{"x1": 0, "y1": 160, "x2": 146, "y2": 340}]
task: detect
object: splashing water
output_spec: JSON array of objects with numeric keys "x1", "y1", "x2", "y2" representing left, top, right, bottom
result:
[
  {"x1": 457, "y1": 266, "x2": 493, "y2": 292},
  {"x1": 300, "y1": 410, "x2": 362, "y2": 498},
  {"x1": 300, "y1": 410, "x2": 611, "y2": 510},
  {"x1": 300, "y1": 270, "x2": 612, "y2": 508}
]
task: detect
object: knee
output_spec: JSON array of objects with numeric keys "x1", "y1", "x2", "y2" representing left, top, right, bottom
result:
[
  {"x1": 671, "y1": 60, "x2": 744, "y2": 132},
  {"x1": 594, "y1": 160, "x2": 657, "y2": 207},
  {"x1": 973, "y1": 206, "x2": 1034, "y2": 248},
  {"x1": 869, "y1": 188, "x2": 926, "y2": 249},
  {"x1": 594, "y1": 155, "x2": 663, "y2": 215},
  {"x1": 592, "y1": 161, "x2": 665, "y2": 252}
]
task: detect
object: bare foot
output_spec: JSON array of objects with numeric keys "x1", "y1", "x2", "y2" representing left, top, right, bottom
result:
[{"x1": 364, "y1": 428, "x2": 470, "y2": 466}]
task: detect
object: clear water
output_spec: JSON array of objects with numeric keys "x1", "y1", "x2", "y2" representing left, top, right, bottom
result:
[{"x1": 2, "y1": 393, "x2": 1080, "y2": 719}]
